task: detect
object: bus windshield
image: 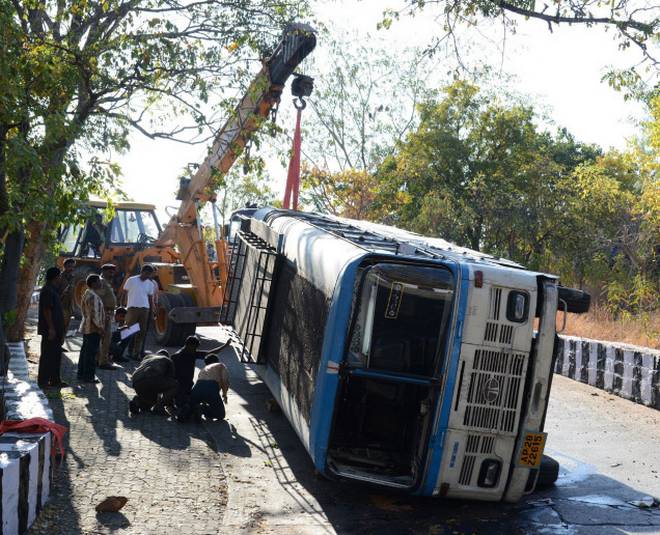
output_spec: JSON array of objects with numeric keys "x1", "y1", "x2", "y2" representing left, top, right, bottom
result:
[{"x1": 347, "y1": 263, "x2": 455, "y2": 376}]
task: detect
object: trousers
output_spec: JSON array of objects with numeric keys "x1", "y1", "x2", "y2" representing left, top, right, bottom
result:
[
  {"x1": 125, "y1": 307, "x2": 149, "y2": 358},
  {"x1": 98, "y1": 311, "x2": 113, "y2": 365},
  {"x1": 78, "y1": 332, "x2": 101, "y2": 381},
  {"x1": 38, "y1": 336, "x2": 63, "y2": 387}
]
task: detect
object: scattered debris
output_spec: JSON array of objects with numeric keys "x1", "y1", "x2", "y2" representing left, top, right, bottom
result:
[
  {"x1": 590, "y1": 392, "x2": 599, "y2": 396},
  {"x1": 628, "y1": 496, "x2": 659, "y2": 509},
  {"x1": 610, "y1": 463, "x2": 622, "y2": 468},
  {"x1": 95, "y1": 496, "x2": 128, "y2": 513}
]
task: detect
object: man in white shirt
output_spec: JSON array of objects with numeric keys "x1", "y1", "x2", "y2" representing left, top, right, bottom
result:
[{"x1": 123, "y1": 264, "x2": 155, "y2": 361}]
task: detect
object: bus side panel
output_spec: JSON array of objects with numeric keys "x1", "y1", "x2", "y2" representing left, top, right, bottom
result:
[
  {"x1": 419, "y1": 263, "x2": 470, "y2": 496},
  {"x1": 259, "y1": 257, "x2": 333, "y2": 454},
  {"x1": 308, "y1": 259, "x2": 363, "y2": 472}
]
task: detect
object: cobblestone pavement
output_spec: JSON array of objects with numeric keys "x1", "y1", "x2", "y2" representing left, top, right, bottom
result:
[{"x1": 26, "y1": 319, "x2": 227, "y2": 535}]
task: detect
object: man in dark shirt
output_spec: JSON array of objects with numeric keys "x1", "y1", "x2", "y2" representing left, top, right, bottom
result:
[
  {"x1": 129, "y1": 350, "x2": 178, "y2": 415},
  {"x1": 171, "y1": 336, "x2": 230, "y2": 408},
  {"x1": 38, "y1": 267, "x2": 67, "y2": 388}
]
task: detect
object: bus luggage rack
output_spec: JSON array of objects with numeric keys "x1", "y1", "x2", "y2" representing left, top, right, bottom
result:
[{"x1": 230, "y1": 231, "x2": 279, "y2": 363}]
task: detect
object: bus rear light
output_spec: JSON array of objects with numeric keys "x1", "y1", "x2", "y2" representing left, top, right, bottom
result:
[{"x1": 474, "y1": 270, "x2": 483, "y2": 288}]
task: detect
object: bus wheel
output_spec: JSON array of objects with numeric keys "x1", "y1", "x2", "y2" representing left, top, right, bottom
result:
[
  {"x1": 557, "y1": 286, "x2": 591, "y2": 314},
  {"x1": 71, "y1": 265, "x2": 97, "y2": 318},
  {"x1": 536, "y1": 455, "x2": 560, "y2": 489},
  {"x1": 154, "y1": 293, "x2": 196, "y2": 346}
]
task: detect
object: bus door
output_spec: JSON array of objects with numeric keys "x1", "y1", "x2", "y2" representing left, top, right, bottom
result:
[{"x1": 327, "y1": 262, "x2": 455, "y2": 489}]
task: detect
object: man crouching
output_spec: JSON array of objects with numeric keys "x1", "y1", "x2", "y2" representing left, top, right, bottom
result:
[{"x1": 129, "y1": 350, "x2": 177, "y2": 415}]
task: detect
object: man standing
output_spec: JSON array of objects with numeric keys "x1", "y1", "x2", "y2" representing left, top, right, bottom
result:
[
  {"x1": 96, "y1": 263, "x2": 119, "y2": 370},
  {"x1": 56, "y1": 258, "x2": 76, "y2": 336},
  {"x1": 38, "y1": 267, "x2": 67, "y2": 388},
  {"x1": 77, "y1": 275, "x2": 105, "y2": 383},
  {"x1": 123, "y1": 265, "x2": 155, "y2": 360}
]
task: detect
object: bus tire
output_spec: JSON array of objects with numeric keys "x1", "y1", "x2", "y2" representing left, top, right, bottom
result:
[
  {"x1": 71, "y1": 265, "x2": 98, "y2": 318},
  {"x1": 557, "y1": 286, "x2": 591, "y2": 314},
  {"x1": 154, "y1": 293, "x2": 196, "y2": 346},
  {"x1": 536, "y1": 455, "x2": 560, "y2": 489}
]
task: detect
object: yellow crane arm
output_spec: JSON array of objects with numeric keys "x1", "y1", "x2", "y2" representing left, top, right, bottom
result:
[{"x1": 157, "y1": 24, "x2": 316, "y2": 308}]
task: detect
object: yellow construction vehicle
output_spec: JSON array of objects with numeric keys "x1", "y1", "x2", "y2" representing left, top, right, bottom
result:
[{"x1": 57, "y1": 23, "x2": 316, "y2": 345}]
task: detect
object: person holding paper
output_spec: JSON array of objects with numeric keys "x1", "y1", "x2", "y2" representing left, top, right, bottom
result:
[
  {"x1": 123, "y1": 264, "x2": 155, "y2": 361},
  {"x1": 109, "y1": 307, "x2": 134, "y2": 363}
]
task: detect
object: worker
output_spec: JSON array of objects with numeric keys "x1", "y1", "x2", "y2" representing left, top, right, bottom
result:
[
  {"x1": 82, "y1": 213, "x2": 106, "y2": 257},
  {"x1": 56, "y1": 258, "x2": 76, "y2": 336},
  {"x1": 171, "y1": 336, "x2": 231, "y2": 408},
  {"x1": 77, "y1": 275, "x2": 105, "y2": 384},
  {"x1": 129, "y1": 349, "x2": 178, "y2": 415},
  {"x1": 184, "y1": 354, "x2": 230, "y2": 422},
  {"x1": 37, "y1": 267, "x2": 67, "y2": 389},
  {"x1": 123, "y1": 264, "x2": 155, "y2": 361},
  {"x1": 96, "y1": 263, "x2": 120, "y2": 370},
  {"x1": 109, "y1": 307, "x2": 132, "y2": 363}
]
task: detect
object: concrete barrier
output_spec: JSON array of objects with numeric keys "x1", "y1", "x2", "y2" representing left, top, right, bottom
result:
[
  {"x1": 0, "y1": 343, "x2": 54, "y2": 535},
  {"x1": 556, "y1": 335, "x2": 660, "y2": 409}
]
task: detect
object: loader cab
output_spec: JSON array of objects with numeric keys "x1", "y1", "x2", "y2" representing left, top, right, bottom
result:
[{"x1": 59, "y1": 203, "x2": 162, "y2": 258}]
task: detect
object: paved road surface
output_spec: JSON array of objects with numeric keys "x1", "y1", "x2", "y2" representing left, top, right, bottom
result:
[{"x1": 27, "y1": 321, "x2": 660, "y2": 534}]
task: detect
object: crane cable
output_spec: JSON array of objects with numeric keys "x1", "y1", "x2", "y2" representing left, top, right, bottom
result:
[{"x1": 282, "y1": 97, "x2": 305, "y2": 211}]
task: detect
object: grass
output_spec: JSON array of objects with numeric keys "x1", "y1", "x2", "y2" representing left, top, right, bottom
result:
[{"x1": 560, "y1": 306, "x2": 660, "y2": 350}]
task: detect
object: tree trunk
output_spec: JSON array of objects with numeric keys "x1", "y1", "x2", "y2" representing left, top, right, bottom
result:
[
  {"x1": 6, "y1": 221, "x2": 47, "y2": 342},
  {"x1": 0, "y1": 230, "x2": 25, "y2": 313}
]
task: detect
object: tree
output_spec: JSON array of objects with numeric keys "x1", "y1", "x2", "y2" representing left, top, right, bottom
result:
[
  {"x1": 0, "y1": 0, "x2": 308, "y2": 341},
  {"x1": 382, "y1": 1, "x2": 659, "y2": 92},
  {"x1": 376, "y1": 80, "x2": 600, "y2": 268},
  {"x1": 295, "y1": 32, "x2": 433, "y2": 215}
]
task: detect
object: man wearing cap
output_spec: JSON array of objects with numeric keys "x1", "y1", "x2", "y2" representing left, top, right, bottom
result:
[
  {"x1": 123, "y1": 265, "x2": 155, "y2": 360},
  {"x1": 96, "y1": 263, "x2": 120, "y2": 370}
]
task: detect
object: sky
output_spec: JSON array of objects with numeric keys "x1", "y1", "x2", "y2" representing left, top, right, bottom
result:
[{"x1": 115, "y1": 0, "x2": 651, "y2": 220}]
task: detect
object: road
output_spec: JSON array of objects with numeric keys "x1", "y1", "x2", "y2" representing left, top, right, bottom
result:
[
  {"x1": 193, "y1": 325, "x2": 660, "y2": 535},
  {"x1": 26, "y1": 320, "x2": 659, "y2": 535}
]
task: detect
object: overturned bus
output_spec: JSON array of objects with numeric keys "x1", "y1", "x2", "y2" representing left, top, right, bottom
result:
[{"x1": 222, "y1": 208, "x2": 589, "y2": 501}]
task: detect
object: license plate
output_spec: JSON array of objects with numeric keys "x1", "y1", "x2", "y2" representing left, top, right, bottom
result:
[{"x1": 517, "y1": 431, "x2": 547, "y2": 468}]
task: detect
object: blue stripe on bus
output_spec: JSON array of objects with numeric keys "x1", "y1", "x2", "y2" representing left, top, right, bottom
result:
[
  {"x1": 309, "y1": 256, "x2": 363, "y2": 471},
  {"x1": 419, "y1": 263, "x2": 470, "y2": 495}
]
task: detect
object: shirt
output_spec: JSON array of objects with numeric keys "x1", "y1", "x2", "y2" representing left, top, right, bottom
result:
[
  {"x1": 55, "y1": 270, "x2": 75, "y2": 310},
  {"x1": 132, "y1": 354, "x2": 175, "y2": 384},
  {"x1": 38, "y1": 283, "x2": 65, "y2": 337},
  {"x1": 172, "y1": 347, "x2": 206, "y2": 391},
  {"x1": 198, "y1": 363, "x2": 230, "y2": 397},
  {"x1": 80, "y1": 288, "x2": 105, "y2": 335},
  {"x1": 96, "y1": 277, "x2": 117, "y2": 310},
  {"x1": 123, "y1": 275, "x2": 154, "y2": 308}
]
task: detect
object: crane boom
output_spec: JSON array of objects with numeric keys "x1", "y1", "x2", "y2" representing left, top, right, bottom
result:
[
  {"x1": 156, "y1": 24, "x2": 316, "y2": 311},
  {"x1": 160, "y1": 23, "x2": 316, "y2": 239}
]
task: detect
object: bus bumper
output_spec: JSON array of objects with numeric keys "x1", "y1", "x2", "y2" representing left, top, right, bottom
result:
[{"x1": 504, "y1": 279, "x2": 558, "y2": 502}]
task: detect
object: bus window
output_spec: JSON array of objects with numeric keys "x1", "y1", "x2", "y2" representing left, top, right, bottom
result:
[{"x1": 348, "y1": 263, "x2": 454, "y2": 377}]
